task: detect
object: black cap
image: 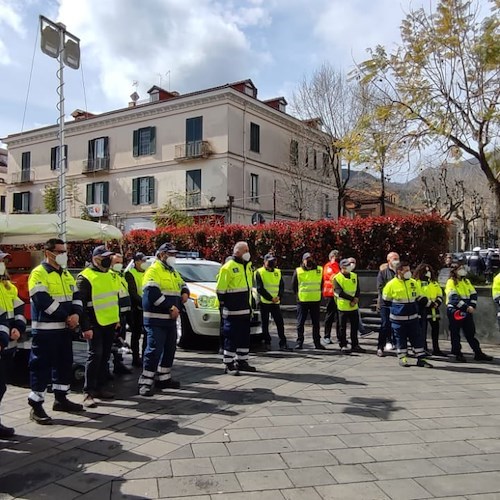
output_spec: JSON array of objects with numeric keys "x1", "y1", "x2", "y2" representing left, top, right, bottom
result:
[
  {"x1": 92, "y1": 245, "x2": 114, "y2": 258},
  {"x1": 157, "y1": 242, "x2": 178, "y2": 254},
  {"x1": 133, "y1": 252, "x2": 147, "y2": 261},
  {"x1": 264, "y1": 253, "x2": 276, "y2": 262},
  {"x1": 339, "y1": 258, "x2": 350, "y2": 268}
]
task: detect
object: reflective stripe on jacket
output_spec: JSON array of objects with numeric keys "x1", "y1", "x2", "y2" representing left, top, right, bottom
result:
[
  {"x1": 382, "y1": 277, "x2": 425, "y2": 322},
  {"x1": 445, "y1": 278, "x2": 477, "y2": 311},
  {"x1": 0, "y1": 280, "x2": 25, "y2": 348},
  {"x1": 322, "y1": 261, "x2": 339, "y2": 297},
  {"x1": 216, "y1": 257, "x2": 253, "y2": 317}
]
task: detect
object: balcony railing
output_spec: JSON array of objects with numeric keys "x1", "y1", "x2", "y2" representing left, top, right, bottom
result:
[
  {"x1": 82, "y1": 156, "x2": 110, "y2": 173},
  {"x1": 11, "y1": 170, "x2": 34, "y2": 184},
  {"x1": 186, "y1": 191, "x2": 201, "y2": 208},
  {"x1": 175, "y1": 141, "x2": 211, "y2": 160}
]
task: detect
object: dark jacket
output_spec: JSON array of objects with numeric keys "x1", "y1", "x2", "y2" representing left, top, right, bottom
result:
[
  {"x1": 377, "y1": 263, "x2": 396, "y2": 305},
  {"x1": 125, "y1": 270, "x2": 142, "y2": 310}
]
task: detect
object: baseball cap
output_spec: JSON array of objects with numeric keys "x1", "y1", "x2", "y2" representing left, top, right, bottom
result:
[
  {"x1": 264, "y1": 253, "x2": 276, "y2": 262},
  {"x1": 0, "y1": 251, "x2": 11, "y2": 260},
  {"x1": 133, "y1": 252, "x2": 147, "y2": 261},
  {"x1": 339, "y1": 258, "x2": 351, "y2": 268},
  {"x1": 92, "y1": 245, "x2": 114, "y2": 258},
  {"x1": 302, "y1": 252, "x2": 311, "y2": 260},
  {"x1": 157, "y1": 242, "x2": 178, "y2": 254}
]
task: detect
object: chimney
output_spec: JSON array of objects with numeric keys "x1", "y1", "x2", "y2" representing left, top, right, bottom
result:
[
  {"x1": 71, "y1": 109, "x2": 96, "y2": 121},
  {"x1": 262, "y1": 97, "x2": 287, "y2": 113}
]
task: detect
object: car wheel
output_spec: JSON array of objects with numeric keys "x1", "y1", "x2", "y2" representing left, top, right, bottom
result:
[{"x1": 177, "y1": 309, "x2": 199, "y2": 349}]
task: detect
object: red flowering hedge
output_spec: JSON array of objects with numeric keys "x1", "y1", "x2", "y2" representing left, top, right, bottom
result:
[{"x1": 122, "y1": 214, "x2": 450, "y2": 270}]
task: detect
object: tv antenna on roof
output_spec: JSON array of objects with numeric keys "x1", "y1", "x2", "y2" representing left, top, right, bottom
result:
[{"x1": 156, "y1": 71, "x2": 171, "y2": 90}]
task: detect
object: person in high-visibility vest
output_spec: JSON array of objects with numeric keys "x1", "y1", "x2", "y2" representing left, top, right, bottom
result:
[
  {"x1": 77, "y1": 246, "x2": 121, "y2": 408},
  {"x1": 125, "y1": 253, "x2": 149, "y2": 366},
  {"x1": 493, "y1": 271, "x2": 500, "y2": 331},
  {"x1": 292, "y1": 252, "x2": 325, "y2": 350},
  {"x1": 110, "y1": 253, "x2": 132, "y2": 375},
  {"x1": 139, "y1": 242, "x2": 189, "y2": 396},
  {"x1": 28, "y1": 238, "x2": 83, "y2": 424},
  {"x1": 0, "y1": 251, "x2": 24, "y2": 437},
  {"x1": 255, "y1": 253, "x2": 289, "y2": 351},
  {"x1": 216, "y1": 241, "x2": 256, "y2": 375},
  {"x1": 333, "y1": 258, "x2": 365, "y2": 354},
  {"x1": 445, "y1": 258, "x2": 493, "y2": 362},
  {"x1": 413, "y1": 263, "x2": 444, "y2": 356},
  {"x1": 322, "y1": 249, "x2": 341, "y2": 345},
  {"x1": 382, "y1": 261, "x2": 433, "y2": 368}
]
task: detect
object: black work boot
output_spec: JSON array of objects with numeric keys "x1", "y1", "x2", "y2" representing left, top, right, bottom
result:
[
  {"x1": 155, "y1": 378, "x2": 181, "y2": 390},
  {"x1": 236, "y1": 360, "x2": 257, "y2": 372},
  {"x1": 0, "y1": 422, "x2": 15, "y2": 438},
  {"x1": 29, "y1": 401, "x2": 53, "y2": 425},
  {"x1": 53, "y1": 397, "x2": 84, "y2": 413},
  {"x1": 224, "y1": 361, "x2": 240, "y2": 376},
  {"x1": 474, "y1": 351, "x2": 493, "y2": 362}
]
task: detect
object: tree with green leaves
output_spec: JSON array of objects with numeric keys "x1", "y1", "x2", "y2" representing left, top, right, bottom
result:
[
  {"x1": 358, "y1": 0, "x2": 500, "y2": 218},
  {"x1": 153, "y1": 195, "x2": 194, "y2": 228}
]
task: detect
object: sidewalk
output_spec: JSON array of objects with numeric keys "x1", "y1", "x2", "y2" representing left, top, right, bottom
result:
[{"x1": 1, "y1": 329, "x2": 500, "y2": 499}]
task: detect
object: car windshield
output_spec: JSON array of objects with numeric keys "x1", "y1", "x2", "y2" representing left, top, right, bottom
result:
[{"x1": 176, "y1": 262, "x2": 221, "y2": 282}]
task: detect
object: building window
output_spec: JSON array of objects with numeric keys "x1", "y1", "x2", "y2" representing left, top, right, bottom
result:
[
  {"x1": 0, "y1": 196, "x2": 6, "y2": 213},
  {"x1": 13, "y1": 191, "x2": 31, "y2": 213},
  {"x1": 313, "y1": 150, "x2": 317, "y2": 170},
  {"x1": 86, "y1": 181, "x2": 109, "y2": 205},
  {"x1": 133, "y1": 126, "x2": 156, "y2": 157},
  {"x1": 186, "y1": 169, "x2": 201, "y2": 208},
  {"x1": 21, "y1": 151, "x2": 31, "y2": 182},
  {"x1": 290, "y1": 140, "x2": 299, "y2": 166},
  {"x1": 132, "y1": 176, "x2": 155, "y2": 205},
  {"x1": 250, "y1": 173, "x2": 259, "y2": 202},
  {"x1": 324, "y1": 194, "x2": 331, "y2": 218},
  {"x1": 50, "y1": 145, "x2": 68, "y2": 171},
  {"x1": 87, "y1": 137, "x2": 109, "y2": 171},
  {"x1": 186, "y1": 117, "x2": 203, "y2": 157},
  {"x1": 250, "y1": 122, "x2": 260, "y2": 153},
  {"x1": 323, "y1": 150, "x2": 330, "y2": 175}
]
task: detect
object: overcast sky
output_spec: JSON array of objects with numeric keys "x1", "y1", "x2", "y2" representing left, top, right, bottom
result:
[{"x1": 0, "y1": 0, "x2": 490, "y2": 159}]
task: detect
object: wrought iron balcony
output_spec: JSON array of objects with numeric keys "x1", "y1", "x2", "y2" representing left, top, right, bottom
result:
[
  {"x1": 11, "y1": 170, "x2": 34, "y2": 184},
  {"x1": 82, "y1": 156, "x2": 110, "y2": 173},
  {"x1": 174, "y1": 141, "x2": 211, "y2": 160},
  {"x1": 186, "y1": 191, "x2": 201, "y2": 208}
]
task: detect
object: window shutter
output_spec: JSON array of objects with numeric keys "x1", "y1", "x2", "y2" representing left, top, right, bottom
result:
[
  {"x1": 64, "y1": 145, "x2": 68, "y2": 170},
  {"x1": 51, "y1": 147, "x2": 57, "y2": 170},
  {"x1": 88, "y1": 140, "x2": 93, "y2": 162},
  {"x1": 13, "y1": 193, "x2": 21, "y2": 212},
  {"x1": 103, "y1": 136, "x2": 109, "y2": 158},
  {"x1": 132, "y1": 178, "x2": 139, "y2": 205},
  {"x1": 22, "y1": 152, "x2": 31, "y2": 170},
  {"x1": 86, "y1": 184, "x2": 94, "y2": 204},
  {"x1": 133, "y1": 130, "x2": 139, "y2": 157},
  {"x1": 27, "y1": 192, "x2": 31, "y2": 213},
  {"x1": 148, "y1": 177, "x2": 155, "y2": 204},
  {"x1": 149, "y1": 127, "x2": 156, "y2": 155},
  {"x1": 103, "y1": 182, "x2": 109, "y2": 204}
]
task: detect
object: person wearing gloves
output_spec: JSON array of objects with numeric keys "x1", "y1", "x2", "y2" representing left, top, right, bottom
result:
[
  {"x1": 382, "y1": 261, "x2": 433, "y2": 368},
  {"x1": 139, "y1": 242, "x2": 189, "y2": 396},
  {"x1": 334, "y1": 258, "x2": 365, "y2": 354},
  {"x1": 0, "y1": 251, "x2": 25, "y2": 437},
  {"x1": 445, "y1": 259, "x2": 492, "y2": 362},
  {"x1": 28, "y1": 238, "x2": 83, "y2": 424}
]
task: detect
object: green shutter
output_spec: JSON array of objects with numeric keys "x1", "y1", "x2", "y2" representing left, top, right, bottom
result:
[
  {"x1": 13, "y1": 193, "x2": 21, "y2": 212},
  {"x1": 133, "y1": 130, "x2": 139, "y2": 157},
  {"x1": 86, "y1": 184, "x2": 94, "y2": 204},
  {"x1": 148, "y1": 177, "x2": 155, "y2": 204},
  {"x1": 51, "y1": 147, "x2": 57, "y2": 170},
  {"x1": 149, "y1": 127, "x2": 156, "y2": 155},
  {"x1": 64, "y1": 145, "x2": 68, "y2": 170},
  {"x1": 132, "y1": 178, "x2": 139, "y2": 205},
  {"x1": 26, "y1": 192, "x2": 31, "y2": 213},
  {"x1": 103, "y1": 182, "x2": 109, "y2": 204}
]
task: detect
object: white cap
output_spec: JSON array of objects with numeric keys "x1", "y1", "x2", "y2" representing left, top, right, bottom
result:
[{"x1": 473, "y1": 246, "x2": 481, "y2": 252}]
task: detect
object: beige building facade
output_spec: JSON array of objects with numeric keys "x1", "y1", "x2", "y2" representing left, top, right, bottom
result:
[{"x1": 3, "y1": 80, "x2": 338, "y2": 231}]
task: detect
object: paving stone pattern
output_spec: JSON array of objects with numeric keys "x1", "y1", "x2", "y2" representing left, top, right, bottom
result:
[{"x1": 2, "y1": 329, "x2": 500, "y2": 499}]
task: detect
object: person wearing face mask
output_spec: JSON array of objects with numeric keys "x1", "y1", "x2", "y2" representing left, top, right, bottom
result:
[
  {"x1": 445, "y1": 259, "x2": 492, "y2": 362},
  {"x1": 347, "y1": 257, "x2": 371, "y2": 336},
  {"x1": 109, "y1": 254, "x2": 132, "y2": 375},
  {"x1": 322, "y1": 250, "x2": 341, "y2": 345},
  {"x1": 413, "y1": 263, "x2": 444, "y2": 356},
  {"x1": 125, "y1": 253, "x2": 149, "y2": 366},
  {"x1": 139, "y1": 242, "x2": 189, "y2": 395},
  {"x1": 292, "y1": 252, "x2": 325, "y2": 350},
  {"x1": 28, "y1": 238, "x2": 83, "y2": 424},
  {"x1": 216, "y1": 241, "x2": 256, "y2": 375},
  {"x1": 376, "y1": 252, "x2": 400, "y2": 357},
  {"x1": 254, "y1": 253, "x2": 289, "y2": 351},
  {"x1": 382, "y1": 261, "x2": 433, "y2": 368},
  {"x1": 77, "y1": 246, "x2": 121, "y2": 408},
  {"x1": 334, "y1": 259, "x2": 365, "y2": 354},
  {"x1": 0, "y1": 251, "x2": 25, "y2": 437}
]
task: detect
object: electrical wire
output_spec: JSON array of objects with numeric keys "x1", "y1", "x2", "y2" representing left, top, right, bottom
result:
[
  {"x1": 21, "y1": 22, "x2": 39, "y2": 133},
  {"x1": 80, "y1": 58, "x2": 88, "y2": 115}
]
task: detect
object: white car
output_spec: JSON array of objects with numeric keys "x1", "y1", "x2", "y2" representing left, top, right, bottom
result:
[{"x1": 127, "y1": 255, "x2": 262, "y2": 348}]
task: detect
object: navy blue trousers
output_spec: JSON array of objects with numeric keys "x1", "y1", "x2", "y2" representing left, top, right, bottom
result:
[{"x1": 222, "y1": 315, "x2": 250, "y2": 364}]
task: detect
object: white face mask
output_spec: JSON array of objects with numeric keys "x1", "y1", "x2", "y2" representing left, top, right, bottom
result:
[
  {"x1": 55, "y1": 252, "x2": 68, "y2": 268},
  {"x1": 457, "y1": 268, "x2": 467, "y2": 277},
  {"x1": 0, "y1": 262, "x2": 6, "y2": 275},
  {"x1": 391, "y1": 260, "x2": 400, "y2": 269},
  {"x1": 242, "y1": 252, "x2": 251, "y2": 262},
  {"x1": 166, "y1": 256, "x2": 176, "y2": 267},
  {"x1": 112, "y1": 263, "x2": 123, "y2": 273},
  {"x1": 425, "y1": 271, "x2": 431, "y2": 278},
  {"x1": 403, "y1": 271, "x2": 412, "y2": 280},
  {"x1": 348, "y1": 263, "x2": 356, "y2": 271},
  {"x1": 139, "y1": 261, "x2": 150, "y2": 271}
]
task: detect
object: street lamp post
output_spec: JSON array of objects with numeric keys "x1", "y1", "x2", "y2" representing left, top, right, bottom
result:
[{"x1": 39, "y1": 15, "x2": 80, "y2": 242}]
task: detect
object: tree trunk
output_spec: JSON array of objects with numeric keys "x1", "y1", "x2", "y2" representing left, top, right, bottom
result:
[{"x1": 380, "y1": 166, "x2": 386, "y2": 216}]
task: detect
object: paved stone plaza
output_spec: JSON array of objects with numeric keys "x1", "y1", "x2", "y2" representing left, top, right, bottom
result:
[{"x1": 1, "y1": 330, "x2": 500, "y2": 499}]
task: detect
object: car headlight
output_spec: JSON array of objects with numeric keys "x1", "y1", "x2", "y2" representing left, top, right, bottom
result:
[{"x1": 196, "y1": 295, "x2": 219, "y2": 309}]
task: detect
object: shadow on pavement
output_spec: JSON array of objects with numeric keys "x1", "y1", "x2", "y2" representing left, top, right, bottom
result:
[{"x1": 342, "y1": 396, "x2": 403, "y2": 420}]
